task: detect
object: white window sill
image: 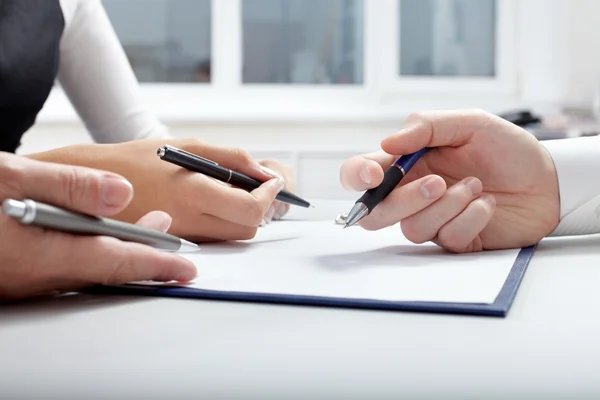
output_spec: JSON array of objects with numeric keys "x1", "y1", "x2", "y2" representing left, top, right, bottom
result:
[{"x1": 37, "y1": 86, "x2": 559, "y2": 126}]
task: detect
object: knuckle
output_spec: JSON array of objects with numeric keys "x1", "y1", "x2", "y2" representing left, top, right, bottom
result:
[
  {"x1": 58, "y1": 166, "x2": 91, "y2": 207},
  {"x1": 468, "y1": 107, "x2": 487, "y2": 116},
  {"x1": 237, "y1": 227, "x2": 258, "y2": 240},
  {"x1": 232, "y1": 147, "x2": 253, "y2": 164},
  {"x1": 405, "y1": 111, "x2": 428, "y2": 124},
  {"x1": 183, "y1": 137, "x2": 207, "y2": 149},
  {"x1": 436, "y1": 228, "x2": 465, "y2": 253},
  {"x1": 180, "y1": 138, "x2": 209, "y2": 156},
  {"x1": 101, "y1": 242, "x2": 133, "y2": 285},
  {"x1": 400, "y1": 219, "x2": 428, "y2": 244},
  {"x1": 466, "y1": 108, "x2": 492, "y2": 122},
  {"x1": 0, "y1": 155, "x2": 25, "y2": 195},
  {"x1": 245, "y1": 199, "x2": 266, "y2": 226}
]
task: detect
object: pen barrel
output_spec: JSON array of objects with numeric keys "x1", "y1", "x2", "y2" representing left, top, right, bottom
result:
[
  {"x1": 30, "y1": 202, "x2": 182, "y2": 251},
  {"x1": 229, "y1": 172, "x2": 311, "y2": 208},
  {"x1": 159, "y1": 145, "x2": 312, "y2": 208},
  {"x1": 161, "y1": 147, "x2": 231, "y2": 181},
  {"x1": 357, "y1": 166, "x2": 405, "y2": 211},
  {"x1": 393, "y1": 148, "x2": 429, "y2": 171}
]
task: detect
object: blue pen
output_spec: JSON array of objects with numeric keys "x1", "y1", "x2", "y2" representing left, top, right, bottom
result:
[{"x1": 343, "y1": 148, "x2": 430, "y2": 228}]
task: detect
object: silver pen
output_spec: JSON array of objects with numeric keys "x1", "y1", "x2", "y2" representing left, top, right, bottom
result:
[{"x1": 2, "y1": 199, "x2": 199, "y2": 252}]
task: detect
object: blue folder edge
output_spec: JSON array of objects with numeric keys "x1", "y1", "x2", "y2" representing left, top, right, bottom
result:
[{"x1": 84, "y1": 244, "x2": 536, "y2": 318}]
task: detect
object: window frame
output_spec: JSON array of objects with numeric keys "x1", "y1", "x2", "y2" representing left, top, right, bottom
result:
[
  {"x1": 40, "y1": 0, "x2": 524, "y2": 124},
  {"x1": 371, "y1": 0, "x2": 518, "y2": 97}
]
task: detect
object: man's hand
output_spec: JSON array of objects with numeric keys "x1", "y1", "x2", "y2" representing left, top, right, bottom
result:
[
  {"x1": 340, "y1": 109, "x2": 560, "y2": 252},
  {"x1": 0, "y1": 152, "x2": 196, "y2": 300}
]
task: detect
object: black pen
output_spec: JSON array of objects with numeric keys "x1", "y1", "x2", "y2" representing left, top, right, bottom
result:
[{"x1": 157, "y1": 145, "x2": 312, "y2": 208}]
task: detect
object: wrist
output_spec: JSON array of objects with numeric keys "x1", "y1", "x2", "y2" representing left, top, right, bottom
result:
[{"x1": 540, "y1": 137, "x2": 600, "y2": 236}]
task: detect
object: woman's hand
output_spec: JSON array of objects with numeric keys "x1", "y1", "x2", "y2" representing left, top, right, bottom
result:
[
  {"x1": 28, "y1": 138, "x2": 294, "y2": 242},
  {"x1": 257, "y1": 159, "x2": 295, "y2": 223}
]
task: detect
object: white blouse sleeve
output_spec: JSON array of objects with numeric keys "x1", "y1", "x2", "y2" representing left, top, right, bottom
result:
[
  {"x1": 540, "y1": 136, "x2": 600, "y2": 236},
  {"x1": 56, "y1": 0, "x2": 171, "y2": 142}
]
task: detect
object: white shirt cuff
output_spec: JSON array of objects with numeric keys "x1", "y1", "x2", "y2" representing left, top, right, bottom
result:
[{"x1": 540, "y1": 136, "x2": 600, "y2": 236}]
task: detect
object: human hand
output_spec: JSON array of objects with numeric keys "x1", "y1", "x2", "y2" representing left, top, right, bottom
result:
[
  {"x1": 339, "y1": 109, "x2": 560, "y2": 252},
  {"x1": 0, "y1": 152, "x2": 196, "y2": 300},
  {"x1": 29, "y1": 139, "x2": 289, "y2": 242},
  {"x1": 257, "y1": 159, "x2": 295, "y2": 223}
]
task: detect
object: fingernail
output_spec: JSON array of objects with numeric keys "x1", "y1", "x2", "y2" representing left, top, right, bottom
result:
[
  {"x1": 156, "y1": 213, "x2": 172, "y2": 232},
  {"x1": 464, "y1": 178, "x2": 482, "y2": 196},
  {"x1": 101, "y1": 175, "x2": 133, "y2": 206},
  {"x1": 271, "y1": 178, "x2": 285, "y2": 192},
  {"x1": 175, "y1": 266, "x2": 197, "y2": 281},
  {"x1": 420, "y1": 176, "x2": 445, "y2": 199},
  {"x1": 359, "y1": 166, "x2": 371, "y2": 185},
  {"x1": 260, "y1": 165, "x2": 284, "y2": 180},
  {"x1": 273, "y1": 202, "x2": 286, "y2": 220},
  {"x1": 265, "y1": 204, "x2": 276, "y2": 223}
]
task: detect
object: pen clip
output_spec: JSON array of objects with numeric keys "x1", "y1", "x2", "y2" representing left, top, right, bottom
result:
[{"x1": 161, "y1": 145, "x2": 219, "y2": 166}]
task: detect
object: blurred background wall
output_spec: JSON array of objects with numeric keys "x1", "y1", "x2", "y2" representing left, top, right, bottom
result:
[{"x1": 22, "y1": 0, "x2": 600, "y2": 200}]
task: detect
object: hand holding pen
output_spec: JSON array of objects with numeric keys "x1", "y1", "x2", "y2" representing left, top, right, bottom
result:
[
  {"x1": 157, "y1": 145, "x2": 312, "y2": 209},
  {"x1": 339, "y1": 109, "x2": 565, "y2": 254},
  {"x1": 343, "y1": 148, "x2": 431, "y2": 227},
  {"x1": 0, "y1": 152, "x2": 197, "y2": 300}
]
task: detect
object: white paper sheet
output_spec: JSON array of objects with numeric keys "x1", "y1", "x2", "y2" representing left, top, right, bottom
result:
[{"x1": 146, "y1": 220, "x2": 522, "y2": 304}]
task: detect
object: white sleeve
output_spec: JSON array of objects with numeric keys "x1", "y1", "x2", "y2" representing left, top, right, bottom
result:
[
  {"x1": 540, "y1": 136, "x2": 600, "y2": 236},
  {"x1": 56, "y1": 0, "x2": 171, "y2": 142}
]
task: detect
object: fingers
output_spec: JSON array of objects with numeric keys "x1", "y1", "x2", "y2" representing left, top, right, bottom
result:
[
  {"x1": 197, "y1": 176, "x2": 285, "y2": 227},
  {"x1": 0, "y1": 223, "x2": 198, "y2": 299},
  {"x1": 0, "y1": 152, "x2": 133, "y2": 216},
  {"x1": 135, "y1": 211, "x2": 172, "y2": 233},
  {"x1": 433, "y1": 195, "x2": 496, "y2": 253},
  {"x1": 174, "y1": 213, "x2": 260, "y2": 242},
  {"x1": 340, "y1": 151, "x2": 396, "y2": 192},
  {"x1": 359, "y1": 175, "x2": 447, "y2": 231},
  {"x1": 259, "y1": 164, "x2": 287, "y2": 223},
  {"x1": 400, "y1": 177, "x2": 483, "y2": 244},
  {"x1": 66, "y1": 236, "x2": 197, "y2": 285},
  {"x1": 258, "y1": 159, "x2": 296, "y2": 221},
  {"x1": 381, "y1": 109, "x2": 496, "y2": 155}
]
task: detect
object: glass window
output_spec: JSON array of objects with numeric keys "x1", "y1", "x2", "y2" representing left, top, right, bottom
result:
[
  {"x1": 103, "y1": 0, "x2": 212, "y2": 83},
  {"x1": 241, "y1": 0, "x2": 364, "y2": 84},
  {"x1": 399, "y1": 0, "x2": 496, "y2": 77}
]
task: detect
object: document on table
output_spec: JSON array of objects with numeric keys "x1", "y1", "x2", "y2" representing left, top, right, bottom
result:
[{"x1": 140, "y1": 220, "x2": 522, "y2": 304}]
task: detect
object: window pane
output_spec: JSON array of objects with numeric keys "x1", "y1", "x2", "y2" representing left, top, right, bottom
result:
[
  {"x1": 103, "y1": 0, "x2": 211, "y2": 83},
  {"x1": 399, "y1": 0, "x2": 495, "y2": 77},
  {"x1": 242, "y1": 0, "x2": 364, "y2": 84}
]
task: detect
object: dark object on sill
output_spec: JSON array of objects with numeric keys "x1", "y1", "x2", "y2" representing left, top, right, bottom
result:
[{"x1": 498, "y1": 110, "x2": 542, "y2": 127}]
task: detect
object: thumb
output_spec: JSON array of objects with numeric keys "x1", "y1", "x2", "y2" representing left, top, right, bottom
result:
[
  {"x1": 135, "y1": 211, "x2": 173, "y2": 233},
  {"x1": 249, "y1": 177, "x2": 286, "y2": 213},
  {"x1": 0, "y1": 152, "x2": 133, "y2": 217},
  {"x1": 381, "y1": 109, "x2": 493, "y2": 155}
]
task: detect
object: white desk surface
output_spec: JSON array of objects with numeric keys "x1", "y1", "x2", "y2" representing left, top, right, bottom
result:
[{"x1": 2, "y1": 199, "x2": 600, "y2": 399}]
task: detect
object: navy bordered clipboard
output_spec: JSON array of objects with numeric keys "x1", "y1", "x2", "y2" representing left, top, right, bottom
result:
[{"x1": 85, "y1": 244, "x2": 536, "y2": 318}]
